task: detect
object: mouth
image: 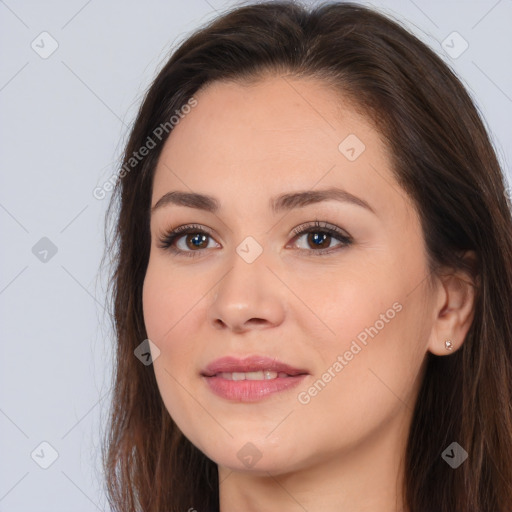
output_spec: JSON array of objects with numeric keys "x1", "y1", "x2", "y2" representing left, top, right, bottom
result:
[
  {"x1": 200, "y1": 355, "x2": 309, "y2": 402},
  {"x1": 212, "y1": 370, "x2": 298, "y2": 380}
]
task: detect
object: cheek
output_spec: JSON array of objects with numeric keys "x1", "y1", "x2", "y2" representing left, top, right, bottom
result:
[
  {"x1": 142, "y1": 259, "x2": 208, "y2": 441},
  {"x1": 287, "y1": 261, "x2": 402, "y2": 355},
  {"x1": 299, "y1": 293, "x2": 428, "y2": 441},
  {"x1": 294, "y1": 313, "x2": 417, "y2": 457},
  {"x1": 142, "y1": 256, "x2": 206, "y2": 344},
  {"x1": 291, "y1": 262, "x2": 426, "y2": 419}
]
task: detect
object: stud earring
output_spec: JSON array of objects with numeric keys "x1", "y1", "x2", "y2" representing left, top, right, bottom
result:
[{"x1": 445, "y1": 340, "x2": 453, "y2": 351}]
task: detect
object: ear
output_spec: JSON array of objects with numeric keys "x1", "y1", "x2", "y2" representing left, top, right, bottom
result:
[{"x1": 427, "y1": 251, "x2": 478, "y2": 356}]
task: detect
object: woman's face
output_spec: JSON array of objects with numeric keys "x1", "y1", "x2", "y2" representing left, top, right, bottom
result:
[{"x1": 142, "y1": 75, "x2": 440, "y2": 475}]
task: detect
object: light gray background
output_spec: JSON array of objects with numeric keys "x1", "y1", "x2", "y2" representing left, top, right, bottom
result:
[{"x1": 1, "y1": 0, "x2": 510, "y2": 510}]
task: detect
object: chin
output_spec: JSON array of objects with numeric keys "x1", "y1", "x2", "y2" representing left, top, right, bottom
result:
[{"x1": 199, "y1": 439, "x2": 306, "y2": 476}]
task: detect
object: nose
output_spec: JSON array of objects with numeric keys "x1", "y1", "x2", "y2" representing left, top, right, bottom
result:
[{"x1": 206, "y1": 247, "x2": 286, "y2": 333}]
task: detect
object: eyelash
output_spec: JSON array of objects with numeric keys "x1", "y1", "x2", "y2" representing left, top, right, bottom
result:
[{"x1": 157, "y1": 220, "x2": 353, "y2": 258}]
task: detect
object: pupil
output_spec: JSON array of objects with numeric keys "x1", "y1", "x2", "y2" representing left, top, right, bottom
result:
[
  {"x1": 309, "y1": 232, "x2": 329, "y2": 248},
  {"x1": 187, "y1": 233, "x2": 207, "y2": 249}
]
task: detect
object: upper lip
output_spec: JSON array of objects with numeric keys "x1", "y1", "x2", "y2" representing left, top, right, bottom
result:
[{"x1": 201, "y1": 356, "x2": 309, "y2": 377}]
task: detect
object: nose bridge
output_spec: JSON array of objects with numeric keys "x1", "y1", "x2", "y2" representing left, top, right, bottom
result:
[
  {"x1": 207, "y1": 235, "x2": 286, "y2": 331},
  {"x1": 218, "y1": 237, "x2": 267, "y2": 299}
]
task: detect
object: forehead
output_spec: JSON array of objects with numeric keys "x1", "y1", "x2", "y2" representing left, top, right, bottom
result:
[{"x1": 152, "y1": 75, "x2": 402, "y2": 216}]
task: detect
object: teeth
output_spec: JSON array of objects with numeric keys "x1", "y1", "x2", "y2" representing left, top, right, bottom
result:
[{"x1": 218, "y1": 370, "x2": 285, "y2": 380}]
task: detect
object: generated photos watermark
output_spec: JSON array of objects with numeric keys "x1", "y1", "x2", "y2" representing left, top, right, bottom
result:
[
  {"x1": 297, "y1": 301, "x2": 403, "y2": 405},
  {"x1": 93, "y1": 96, "x2": 198, "y2": 200}
]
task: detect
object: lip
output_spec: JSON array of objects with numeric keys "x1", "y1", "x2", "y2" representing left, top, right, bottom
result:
[
  {"x1": 201, "y1": 355, "x2": 309, "y2": 403},
  {"x1": 202, "y1": 355, "x2": 308, "y2": 377}
]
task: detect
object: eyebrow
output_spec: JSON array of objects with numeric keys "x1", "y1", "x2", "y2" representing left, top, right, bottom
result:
[{"x1": 151, "y1": 187, "x2": 376, "y2": 215}]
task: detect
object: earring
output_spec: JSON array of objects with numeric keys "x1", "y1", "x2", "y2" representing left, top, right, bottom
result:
[{"x1": 444, "y1": 340, "x2": 453, "y2": 351}]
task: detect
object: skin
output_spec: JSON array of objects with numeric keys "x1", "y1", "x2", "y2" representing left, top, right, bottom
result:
[{"x1": 142, "y1": 75, "x2": 476, "y2": 511}]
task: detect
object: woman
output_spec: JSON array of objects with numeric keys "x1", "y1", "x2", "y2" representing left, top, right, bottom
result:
[{"x1": 101, "y1": 1, "x2": 512, "y2": 511}]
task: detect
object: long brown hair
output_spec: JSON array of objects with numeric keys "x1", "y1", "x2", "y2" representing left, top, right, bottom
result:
[{"x1": 101, "y1": 2, "x2": 512, "y2": 510}]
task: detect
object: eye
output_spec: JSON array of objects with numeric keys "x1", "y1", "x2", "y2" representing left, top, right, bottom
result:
[
  {"x1": 288, "y1": 220, "x2": 352, "y2": 255},
  {"x1": 157, "y1": 223, "x2": 219, "y2": 258},
  {"x1": 157, "y1": 220, "x2": 352, "y2": 258}
]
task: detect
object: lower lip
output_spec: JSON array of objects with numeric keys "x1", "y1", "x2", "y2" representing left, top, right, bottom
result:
[{"x1": 203, "y1": 374, "x2": 308, "y2": 402}]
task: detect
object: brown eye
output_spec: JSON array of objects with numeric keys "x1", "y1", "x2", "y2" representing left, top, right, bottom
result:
[
  {"x1": 183, "y1": 233, "x2": 209, "y2": 250},
  {"x1": 290, "y1": 221, "x2": 353, "y2": 255},
  {"x1": 304, "y1": 231, "x2": 332, "y2": 250},
  {"x1": 158, "y1": 221, "x2": 352, "y2": 258},
  {"x1": 158, "y1": 224, "x2": 219, "y2": 258}
]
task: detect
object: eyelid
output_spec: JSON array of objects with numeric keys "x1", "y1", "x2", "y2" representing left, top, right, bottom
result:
[{"x1": 290, "y1": 220, "x2": 351, "y2": 241}]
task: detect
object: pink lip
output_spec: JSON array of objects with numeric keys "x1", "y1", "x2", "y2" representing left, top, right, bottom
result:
[
  {"x1": 201, "y1": 355, "x2": 309, "y2": 403},
  {"x1": 202, "y1": 355, "x2": 308, "y2": 376}
]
